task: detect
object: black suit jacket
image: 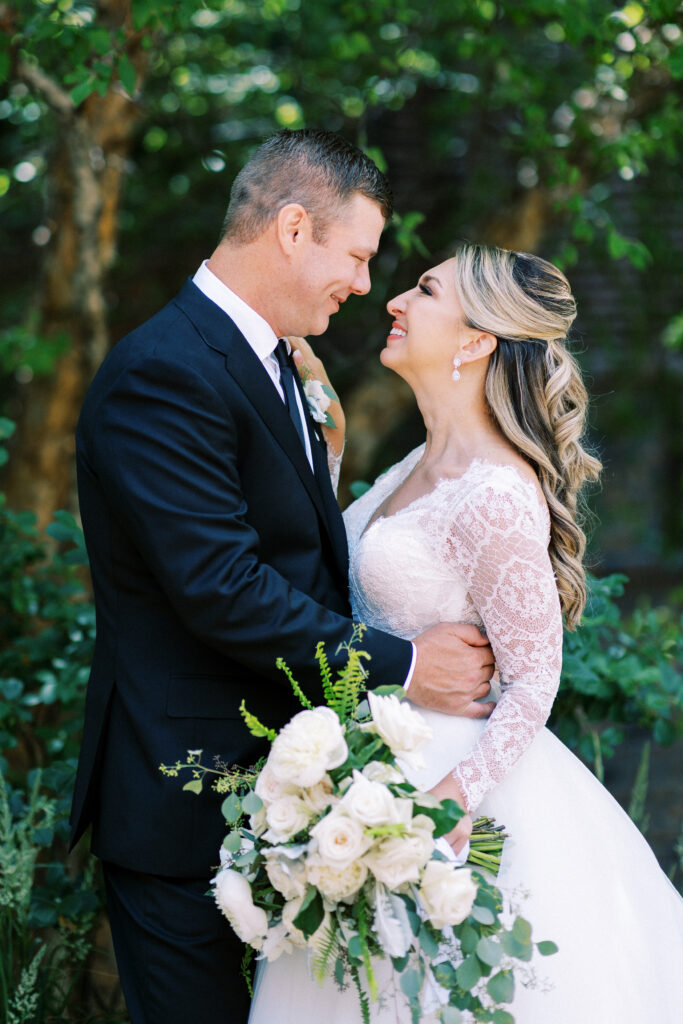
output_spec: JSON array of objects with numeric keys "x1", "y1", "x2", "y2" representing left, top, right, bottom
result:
[{"x1": 70, "y1": 280, "x2": 412, "y2": 876}]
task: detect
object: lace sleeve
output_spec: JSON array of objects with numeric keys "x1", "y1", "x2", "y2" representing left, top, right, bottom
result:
[{"x1": 446, "y1": 473, "x2": 563, "y2": 811}]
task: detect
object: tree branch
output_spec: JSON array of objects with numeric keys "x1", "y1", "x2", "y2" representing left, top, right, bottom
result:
[{"x1": 16, "y1": 57, "x2": 74, "y2": 117}]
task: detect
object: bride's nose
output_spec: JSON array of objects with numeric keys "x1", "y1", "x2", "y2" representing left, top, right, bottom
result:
[{"x1": 386, "y1": 291, "x2": 407, "y2": 316}]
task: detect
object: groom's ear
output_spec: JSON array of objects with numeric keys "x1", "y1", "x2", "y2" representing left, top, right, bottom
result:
[
  {"x1": 276, "y1": 203, "x2": 312, "y2": 255},
  {"x1": 461, "y1": 331, "x2": 497, "y2": 363}
]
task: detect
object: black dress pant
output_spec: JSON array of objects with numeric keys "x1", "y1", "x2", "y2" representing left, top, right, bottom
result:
[{"x1": 103, "y1": 862, "x2": 251, "y2": 1024}]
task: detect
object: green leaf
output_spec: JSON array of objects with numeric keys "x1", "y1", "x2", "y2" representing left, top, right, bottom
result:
[
  {"x1": 455, "y1": 954, "x2": 481, "y2": 990},
  {"x1": 513, "y1": 916, "x2": 532, "y2": 944},
  {"x1": 415, "y1": 797, "x2": 463, "y2": 837},
  {"x1": 492, "y1": 1011, "x2": 515, "y2": 1024},
  {"x1": 476, "y1": 936, "x2": 502, "y2": 966},
  {"x1": 418, "y1": 923, "x2": 440, "y2": 959},
  {"x1": 118, "y1": 54, "x2": 137, "y2": 96},
  {"x1": 70, "y1": 79, "x2": 95, "y2": 107},
  {"x1": 458, "y1": 923, "x2": 479, "y2": 955},
  {"x1": 440, "y1": 1009, "x2": 462, "y2": 1024},
  {"x1": 183, "y1": 778, "x2": 203, "y2": 795},
  {"x1": 221, "y1": 792, "x2": 241, "y2": 822},
  {"x1": 400, "y1": 968, "x2": 421, "y2": 998},
  {"x1": 335, "y1": 957, "x2": 345, "y2": 986},
  {"x1": 432, "y1": 960, "x2": 457, "y2": 988},
  {"x1": 487, "y1": 969, "x2": 514, "y2": 1003},
  {"x1": 470, "y1": 904, "x2": 495, "y2": 925},
  {"x1": 223, "y1": 830, "x2": 242, "y2": 853},
  {"x1": 293, "y1": 886, "x2": 325, "y2": 939},
  {"x1": 241, "y1": 790, "x2": 263, "y2": 815},
  {"x1": 537, "y1": 940, "x2": 559, "y2": 956}
]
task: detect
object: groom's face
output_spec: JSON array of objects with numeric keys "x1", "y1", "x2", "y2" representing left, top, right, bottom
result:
[{"x1": 291, "y1": 193, "x2": 385, "y2": 336}]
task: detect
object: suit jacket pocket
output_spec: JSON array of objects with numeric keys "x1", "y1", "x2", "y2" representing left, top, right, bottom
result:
[{"x1": 166, "y1": 673, "x2": 245, "y2": 719}]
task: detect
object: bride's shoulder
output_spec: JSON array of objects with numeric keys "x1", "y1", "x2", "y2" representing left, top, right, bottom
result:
[{"x1": 446, "y1": 458, "x2": 549, "y2": 534}]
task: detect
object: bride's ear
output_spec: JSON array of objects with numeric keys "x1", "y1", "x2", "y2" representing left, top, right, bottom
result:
[{"x1": 461, "y1": 331, "x2": 497, "y2": 364}]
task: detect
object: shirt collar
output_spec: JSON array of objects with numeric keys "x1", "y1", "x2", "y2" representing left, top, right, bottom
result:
[{"x1": 192, "y1": 260, "x2": 279, "y2": 361}]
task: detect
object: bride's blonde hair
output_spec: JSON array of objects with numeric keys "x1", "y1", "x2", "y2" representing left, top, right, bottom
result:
[{"x1": 452, "y1": 243, "x2": 601, "y2": 629}]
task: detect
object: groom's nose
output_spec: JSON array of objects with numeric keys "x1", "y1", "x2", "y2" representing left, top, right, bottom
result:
[{"x1": 351, "y1": 261, "x2": 371, "y2": 296}]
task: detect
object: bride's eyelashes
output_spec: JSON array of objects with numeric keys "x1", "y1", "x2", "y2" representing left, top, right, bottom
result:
[{"x1": 418, "y1": 282, "x2": 433, "y2": 296}]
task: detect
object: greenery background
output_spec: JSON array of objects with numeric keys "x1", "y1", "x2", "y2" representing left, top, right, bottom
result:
[{"x1": 1, "y1": 1, "x2": 681, "y2": 1020}]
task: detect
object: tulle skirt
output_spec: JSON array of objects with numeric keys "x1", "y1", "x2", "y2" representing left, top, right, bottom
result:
[{"x1": 248, "y1": 711, "x2": 683, "y2": 1023}]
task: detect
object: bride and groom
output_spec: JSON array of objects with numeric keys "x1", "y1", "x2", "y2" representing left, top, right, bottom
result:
[{"x1": 70, "y1": 128, "x2": 682, "y2": 1023}]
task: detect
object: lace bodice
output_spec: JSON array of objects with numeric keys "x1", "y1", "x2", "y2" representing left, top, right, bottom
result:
[{"x1": 343, "y1": 445, "x2": 563, "y2": 810}]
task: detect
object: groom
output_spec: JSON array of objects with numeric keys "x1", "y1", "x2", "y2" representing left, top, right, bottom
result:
[{"x1": 70, "y1": 129, "x2": 494, "y2": 1024}]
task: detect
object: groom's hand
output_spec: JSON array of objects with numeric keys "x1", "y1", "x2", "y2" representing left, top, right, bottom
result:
[{"x1": 409, "y1": 622, "x2": 495, "y2": 718}]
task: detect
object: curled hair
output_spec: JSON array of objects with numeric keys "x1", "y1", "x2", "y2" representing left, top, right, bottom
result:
[
  {"x1": 220, "y1": 128, "x2": 393, "y2": 244},
  {"x1": 452, "y1": 244, "x2": 602, "y2": 628}
]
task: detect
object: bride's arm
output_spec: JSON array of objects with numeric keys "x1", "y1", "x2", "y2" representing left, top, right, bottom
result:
[
  {"x1": 439, "y1": 476, "x2": 564, "y2": 813},
  {"x1": 287, "y1": 336, "x2": 345, "y2": 494}
]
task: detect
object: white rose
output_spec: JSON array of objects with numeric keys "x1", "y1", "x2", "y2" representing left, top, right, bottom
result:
[
  {"x1": 264, "y1": 794, "x2": 312, "y2": 842},
  {"x1": 311, "y1": 808, "x2": 370, "y2": 868},
  {"x1": 264, "y1": 853, "x2": 307, "y2": 901},
  {"x1": 249, "y1": 805, "x2": 268, "y2": 838},
  {"x1": 418, "y1": 862, "x2": 477, "y2": 929},
  {"x1": 365, "y1": 693, "x2": 433, "y2": 771},
  {"x1": 304, "y1": 379, "x2": 332, "y2": 423},
  {"x1": 364, "y1": 817, "x2": 435, "y2": 890},
  {"x1": 213, "y1": 869, "x2": 268, "y2": 947},
  {"x1": 269, "y1": 707, "x2": 348, "y2": 788},
  {"x1": 303, "y1": 774, "x2": 338, "y2": 814},
  {"x1": 362, "y1": 761, "x2": 405, "y2": 785},
  {"x1": 255, "y1": 762, "x2": 300, "y2": 804},
  {"x1": 307, "y1": 854, "x2": 368, "y2": 903},
  {"x1": 340, "y1": 769, "x2": 402, "y2": 827}
]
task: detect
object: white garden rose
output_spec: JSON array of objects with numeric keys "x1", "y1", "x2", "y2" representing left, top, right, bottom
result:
[
  {"x1": 249, "y1": 804, "x2": 268, "y2": 838},
  {"x1": 365, "y1": 693, "x2": 433, "y2": 771},
  {"x1": 264, "y1": 853, "x2": 307, "y2": 901},
  {"x1": 307, "y1": 854, "x2": 368, "y2": 903},
  {"x1": 303, "y1": 774, "x2": 337, "y2": 814},
  {"x1": 362, "y1": 760, "x2": 405, "y2": 785},
  {"x1": 311, "y1": 808, "x2": 370, "y2": 868},
  {"x1": 418, "y1": 862, "x2": 477, "y2": 929},
  {"x1": 255, "y1": 762, "x2": 300, "y2": 804},
  {"x1": 364, "y1": 818, "x2": 435, "y2": 890},
  {"x1": 213, "y1": 869, "x2": 268, "y2": 947},
  {"x1": 340, "y1": 769, "x2": 402, "y2": 827},
  {"x1": 269, "y1": 707, "x2": 348, "y2": 788},
  {"x1": 264, "y1": 794, "x2": 312, "y2": 842}
]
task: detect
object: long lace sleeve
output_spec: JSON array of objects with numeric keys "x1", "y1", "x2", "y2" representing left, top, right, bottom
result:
[
  {"x1": 445, "y1": 471, "x2": 563, "y2": 811},
  {"x1": 326, "y1": 442, "x2": 343, "y2": 497}
]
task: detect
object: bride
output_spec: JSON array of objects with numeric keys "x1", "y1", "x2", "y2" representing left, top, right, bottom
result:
[{"x1": 248, "y1": 243, "x2": 683, "y2": 1022}]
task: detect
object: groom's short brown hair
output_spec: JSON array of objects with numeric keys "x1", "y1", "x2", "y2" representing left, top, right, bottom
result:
[{"x1": 220, "y1": 128, "x2": 393, "y2": 244}]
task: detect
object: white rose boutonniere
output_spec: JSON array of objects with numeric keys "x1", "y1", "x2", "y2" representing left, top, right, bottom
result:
[{"x1": 304, "y1": 378, "x2": 338, "y2": 427}]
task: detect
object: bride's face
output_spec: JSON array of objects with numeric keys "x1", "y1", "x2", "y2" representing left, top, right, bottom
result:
[{"x1": 382, "y1": 258, "x2": 469, "y2": 379}]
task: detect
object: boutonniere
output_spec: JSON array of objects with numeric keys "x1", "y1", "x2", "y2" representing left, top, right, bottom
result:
[{"x1": 303, "y1": 378, "x2": 338, "y2": 428}]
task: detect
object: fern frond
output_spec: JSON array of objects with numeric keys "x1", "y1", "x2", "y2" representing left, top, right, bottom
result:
[
  {"x1": 315, "y1": 641, "x2": 334, "y2": 704},
  {"x1": 276, "y1": 657, "x2": 315, "y2": 710},
  {"x1": 239, "y1": 700, "x2": 277, "y2": 741},
  {"x1": 311, "y1": 918, "x2": 340, "y2": 983},
  {"x1": 329, "y1": 639, "x2": 371, "y2": 722},
  {"x1": 349, "y1": 965, "x2": 371, "y2": 1024}
]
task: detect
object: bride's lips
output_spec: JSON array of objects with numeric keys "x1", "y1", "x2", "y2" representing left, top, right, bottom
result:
[{"x1": 386, "y1": 321, "x2": 407, "y2": 342}]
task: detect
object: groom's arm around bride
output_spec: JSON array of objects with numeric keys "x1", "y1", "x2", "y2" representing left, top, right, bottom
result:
[{"x1": 70, "y1": 128, "x2": 494, "y2": 1024}]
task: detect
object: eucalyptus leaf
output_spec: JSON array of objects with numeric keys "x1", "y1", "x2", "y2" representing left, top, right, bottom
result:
[
  {"x1": 182, "y1": 778, "x2": 203, "y2": 795},
  {"x1": 400, "y1": 968, "x2": 421, "y2": 998},
  {"x1": 471, "y1": 904, "x2": 495, "y2": 925},
  {"x1": 476, "y1": 936, "x2": 502, "y2": 967},
  {"x1": 241, "y1": 790, "x2": 263, "y2": 815},
  {"x1": 487, "y1": 969, "x2": 515, "y2": 1003},
  {"x1": 440, "y1": 1008, "x2": 463, "y2": 1024},
  {"x1": 223, "y1": 830, "x2": 242, "y2": 853},
  {"x1": 537, "y1": 940, "x2": 559, "y2": 956},
  {"x1": 455, "y1": 954, "x2": 481, "y2": 990},
  {"x1": 221, "y1": 792, "x2": 241, "y2": 823}
]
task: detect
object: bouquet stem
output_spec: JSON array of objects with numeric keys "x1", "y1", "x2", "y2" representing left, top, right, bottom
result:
[{"x1": 466, "y1": 816, "x2": 508, "y2": 875}]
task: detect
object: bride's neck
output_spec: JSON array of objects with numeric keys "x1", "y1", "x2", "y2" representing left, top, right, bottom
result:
[{"x1": 412, "y1": 375, "x2": 502, "y2": 470}]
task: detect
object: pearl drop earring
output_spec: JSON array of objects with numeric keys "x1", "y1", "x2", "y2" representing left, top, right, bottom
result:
[{"x1": 452, "y1": 357, "x2": 462, "y2": 382}]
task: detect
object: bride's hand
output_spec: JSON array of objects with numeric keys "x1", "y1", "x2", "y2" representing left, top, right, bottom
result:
[
  {"x1": 285, "y1": 336, "x2": 346, "y2": 457},
  {"x1": 429, "y1": 773, "x2": 473, "y2": 855}
]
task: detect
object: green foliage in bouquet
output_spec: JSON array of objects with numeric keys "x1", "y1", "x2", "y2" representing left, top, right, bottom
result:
[{"x1": 163, "y1": 637, "x2": 557, "y2": 1024}]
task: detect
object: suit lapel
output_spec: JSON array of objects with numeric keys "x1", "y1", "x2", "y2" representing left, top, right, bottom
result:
[{"x1": 174, "y1": 281, "x2": 348, "y2": 576}]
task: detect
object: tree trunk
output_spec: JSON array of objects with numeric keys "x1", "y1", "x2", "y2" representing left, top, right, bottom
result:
[{"x1": 3, "y1": 4, "x2": 146, "y2": 528}]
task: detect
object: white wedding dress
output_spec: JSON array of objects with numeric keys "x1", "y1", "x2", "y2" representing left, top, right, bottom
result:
[{"x1": 249, "y1": 445, "x2": 683, "y2": 1023}]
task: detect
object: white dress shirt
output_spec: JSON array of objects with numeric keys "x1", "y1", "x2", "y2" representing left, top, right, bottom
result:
[
  {"x1": 192, "y1": 261, "x2": 313, "y2": 469},
  {"x1": 192, "y1": 261, "x2": 416, "y2": 691}
]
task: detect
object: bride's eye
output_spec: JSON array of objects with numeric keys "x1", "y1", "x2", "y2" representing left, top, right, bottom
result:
[{"x1": 418, "y1": 283, "x2": 432, "y2": 296}]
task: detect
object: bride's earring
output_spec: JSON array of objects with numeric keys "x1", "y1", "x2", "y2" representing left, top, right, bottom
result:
[{"x1": 452, "y1": 357, "x2": 462, "y2": 382}]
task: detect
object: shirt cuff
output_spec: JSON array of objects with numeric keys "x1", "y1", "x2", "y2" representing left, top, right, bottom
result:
[{"x1": 403, "y1": 642, "x2": 417, "y2": 692}]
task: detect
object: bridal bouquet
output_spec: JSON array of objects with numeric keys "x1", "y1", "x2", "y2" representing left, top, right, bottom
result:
[{"x1": 161, "y1": 631, "x2": 556, "y2": 1023}]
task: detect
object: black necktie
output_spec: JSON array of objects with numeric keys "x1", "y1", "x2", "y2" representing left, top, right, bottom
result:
[{"x1": 274, "y1": 340, "x2": 308, "y2": 452}]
